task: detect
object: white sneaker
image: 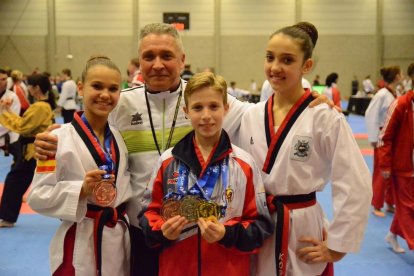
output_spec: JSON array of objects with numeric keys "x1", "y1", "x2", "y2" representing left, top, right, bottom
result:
[
  {"x1": 0, "y1": 219, "x2": 15, "y2": 228},
  {"x1": 385, "y1": 232, "x2": 405, "y2": 253}
]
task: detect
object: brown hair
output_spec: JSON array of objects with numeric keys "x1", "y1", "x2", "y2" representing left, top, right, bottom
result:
[
  {"x1": 380, "y1": 66, "x2": 400, "y2": 84},
  {"x1": 130, "y1": 57, "x2": 140, "y2": 68},
  {"x1": 270, "y1": 21, "x2": 318, "y2": 61},
  {"x1": 62, "y1": 68, "x2": 72, "y2": 78},
  {"x1": 407, "y1": 63, "x2": 414, "y2": 77},
  {"x1": 81, "y1": 55, "x2": 121, "y2": 82},
  {"x1": 184, "y1": 72, "x2": 227, "y2": 106}
]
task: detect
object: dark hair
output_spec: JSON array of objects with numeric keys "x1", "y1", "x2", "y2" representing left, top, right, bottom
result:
[
  {"x1": 62, "y1": 68, "x2": 72, "y2": 78},
  {"x1": 27, "y1": 74, "x2": 56, "y2": 109},
  {"x1": 380, "y1": 66, "x2": 400, "y2": 84},
  {"x1": 270, "y1": 21, "x2": 318, "y2": 61},
  {"x1": 325, "y1": 73, "x2": 339, "y2": 87},
  {"x1": 407, "y1": 63, "x2": 414, "y2": 77},
  {"x1": 81, "y1": 55, "x2": 121, "y2": 82},
  {"x1": 0, "y1": 68, "x2": 7, "y2": 75}
]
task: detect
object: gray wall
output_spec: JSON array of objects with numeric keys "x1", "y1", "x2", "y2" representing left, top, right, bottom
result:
[{"x1": 1, "y1": 0, "x2": 413, "y2": 98}]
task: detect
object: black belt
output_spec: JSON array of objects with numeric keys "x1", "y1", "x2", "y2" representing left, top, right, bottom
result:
[
  {"x1": 270, "y1": 192, "x2": 317, "y2": 276},
  {"x1": 86, "y1": 203, "x2": 131, "y2": 276}
]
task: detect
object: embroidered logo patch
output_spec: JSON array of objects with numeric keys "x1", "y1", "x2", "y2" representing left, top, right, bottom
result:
[
  {"x1": 131, "y1": 112, "x2": 143, "y2": 125},
  {"x1": 167, "y1": 171, "x2": 179, "y2": 185},
  {"x1": 290, "y1": 135, "x2": 312, "y2": 161}
]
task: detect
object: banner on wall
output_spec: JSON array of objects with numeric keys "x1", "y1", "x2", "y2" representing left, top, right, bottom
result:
[{"x1": 163, "y1": 13, "x2": 190, "y2": 30}]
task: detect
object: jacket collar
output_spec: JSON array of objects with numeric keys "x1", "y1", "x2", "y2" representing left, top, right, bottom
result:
[{"x1": 172, "y1": 130, "x2": 232, "y2": 177}]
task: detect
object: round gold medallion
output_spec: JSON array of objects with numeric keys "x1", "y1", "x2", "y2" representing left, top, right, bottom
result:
[{"x1": 180, "y1": 196, "x2": 201, "y2": 222}]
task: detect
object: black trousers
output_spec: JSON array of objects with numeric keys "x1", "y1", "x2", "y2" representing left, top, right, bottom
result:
[
  {"x1": 61, "y1": 108, "x2": 75, "y2": 124},
  {"x1": 0, "y1": 151, "x2": 36, "y2": 223},
  {"x1": 130, "y1": 225, "x2": 160, "y2": 276}
]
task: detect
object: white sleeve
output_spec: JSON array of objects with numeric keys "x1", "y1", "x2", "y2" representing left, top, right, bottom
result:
[
  {"x1": 323, "y1": 114, "x2": 372, "y2": 252},
  {"x1": 0, "y1": 93, "x2": 21, "y2": 137},
  {"x1": 27, "y1": 131, "x2": 88, "y2": 222},
  {"x1": 224, "y1": 94, "x2": 254, "y2": 146},
  {"x1": 364, "y1": 95, "x2": 382, "y2": 142}
]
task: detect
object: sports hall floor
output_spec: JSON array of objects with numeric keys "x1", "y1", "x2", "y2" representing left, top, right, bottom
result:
[{"x1": 0, "y1": 106, "x2": 413, "y2": 275}]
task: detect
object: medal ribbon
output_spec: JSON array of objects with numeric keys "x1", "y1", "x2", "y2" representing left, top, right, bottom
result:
[
  {"x1": 71, "y1": 112, "x2": 119, "y2": 180},
  {"x1": 176, "y1": 157, "x2": 228, "y2": 202},
  {"x1": 262, "y1": 90, "x2": 314, "y2": 174}
]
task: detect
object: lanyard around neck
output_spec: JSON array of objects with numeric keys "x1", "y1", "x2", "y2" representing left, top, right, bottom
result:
[{"x1": 144, "y1": 82, "x2": 183, "y2": 155}]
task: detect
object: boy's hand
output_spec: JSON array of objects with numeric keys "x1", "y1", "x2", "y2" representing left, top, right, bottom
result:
[
  {"x1": 161, "y1": 215, "x2": 188, "y2": 240},
  {"x1": 309, "y1": 92, "x2": 337, "y2": 110},
  {"x1": 34, "y1": 124, "x2": 61, "y2": 160},
  {"x1": 197, "y1": 217, "x2": 226, "y2": 243},
  {"x1": 80, "y1": 169, "x2": 109, "y2": 199},
  {"x1": 296, "y1": 229, "x2": 346, "y2": 264}
]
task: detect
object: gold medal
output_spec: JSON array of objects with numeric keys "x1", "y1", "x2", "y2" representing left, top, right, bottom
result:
[
  {"x1": 180, "y1": 196, "x2": 201, "y2": 222},
  {"x1": 161, "y1": 199, "x2": 181, "y2": 221},
  {"x1": 197, "y1": 201, "x2": 219, "y2": 220},
  {"x1": 93, "y1": 180, "x2": 117, "y2": 207}
]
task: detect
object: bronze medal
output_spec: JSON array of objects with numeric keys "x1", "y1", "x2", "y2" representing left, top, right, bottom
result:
[
  {"x1": 93, "y1": 181, "x2": 117, "y2": 207},
  {"x1": 197, "y1": 201, "x2": 219, "y2": 220},
  {"x1": 180, "y1": 196, "x2": 201, "y2": 222},
  {"x1": 161, "y1": 199, "x2": 181, "y2": 221}
]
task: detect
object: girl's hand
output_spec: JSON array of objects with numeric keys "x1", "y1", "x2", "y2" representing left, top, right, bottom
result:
[
  {"x1": 161, "y1": 215, "x2": 188, "y2": 240},
  {"x1": 296, "y1": 229, "x2": 346, "y2": 264},
  {"x1": 197, "y1": 217, "x2": 226, "y2": 243},
  {"x1": 80, "y1": 169, "x2": 109, "y2": 198}
]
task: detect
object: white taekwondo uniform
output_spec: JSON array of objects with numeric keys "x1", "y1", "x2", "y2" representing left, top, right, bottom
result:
[
  {"x1": 240, "y1": 92, "x2": 372, "y2": 276},
  {"x1": 28, "y1": 118, "x2": 134, "y2": 276}
]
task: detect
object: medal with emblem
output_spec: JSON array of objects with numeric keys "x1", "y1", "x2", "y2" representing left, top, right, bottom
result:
[
  {"x1": 180, "y1": 196, "x2": 201, "y2": 222},
  {"x1": 161, "y1": 198, "x2": 181, "y2": 221},
  {"x1": 197, "y1": 201, "x2": 220, "y2": 220},
  {"x1": 93, "y1": 180, "x2": 117, "y2": 207}
]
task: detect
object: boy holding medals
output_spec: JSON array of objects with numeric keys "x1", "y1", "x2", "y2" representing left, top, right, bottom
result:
[
  {"x1": 139, "y1": 72, "x2": 273, "y2": 276},
  {"x1": 28, "y1": 56, "x2": 135, "y2": 276}
]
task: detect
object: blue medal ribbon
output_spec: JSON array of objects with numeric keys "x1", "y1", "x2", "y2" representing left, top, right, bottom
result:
[
  {"x1": 164, "y1": 158, "x2": 229, "y2": 217},
  {"x1": 80, "y1": 113, "x2": 114, "y2": 176}
]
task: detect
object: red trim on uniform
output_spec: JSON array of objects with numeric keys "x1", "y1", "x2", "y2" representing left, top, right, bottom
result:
[
  {"x1": 53, "y1": 224, "x2": 76, "y2": 276},
  {"x1": 321, "y1": 262, "x2": 334, "y2": 276},
  {"x1": 279, "y1": 204, "x2": 290, "y2": 276},
  {"x1": 36, "y1": 166, "x2": 56, "y2": 173},
  {"x1": 263, "y1": 91, "x2": 311, "y2": 173}
]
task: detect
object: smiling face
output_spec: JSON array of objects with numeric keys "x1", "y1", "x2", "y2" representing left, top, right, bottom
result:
[
  {"x1": 184, "y1": 87, "x2": 229, "y2": 144},
  {"x1": 139, "y1": 33, "x2": 185, "y2": 92},
  {"x1": 78, "y1": 65, "x2": 121, "y2": 121},
  {"x1": 264, "y1": 33, "x2": 313, "y2": 98}
]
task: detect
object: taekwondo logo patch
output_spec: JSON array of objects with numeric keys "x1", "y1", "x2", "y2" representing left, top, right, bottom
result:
[
  {"x1": 131, "y1": 112, "x2": 143, "y2": 125},
  {"x1": 290, "y1": 135, "x2": 312, "y2": 161}
]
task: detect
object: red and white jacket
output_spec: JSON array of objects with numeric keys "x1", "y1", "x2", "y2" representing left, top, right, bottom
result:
[
  {"x1": 139, "y1": 130, "x2": 273, "y2": 276},
  {"x1": 378, "y1": 90, "x2": 414, "y2": 177}
]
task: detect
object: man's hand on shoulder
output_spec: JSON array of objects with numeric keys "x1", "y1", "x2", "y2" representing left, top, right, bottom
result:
[
  {"x1": 34, "y1": 124, "x2": 61, "y2": 160},
  {"x1": 309, "y1": 92, "x2": 336, "y2": 110}
]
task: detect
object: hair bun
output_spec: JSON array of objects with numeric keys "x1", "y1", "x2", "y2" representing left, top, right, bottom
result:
[
  {"x1": 294, "y1": 22, "x2": 318, "y2": 47},
  {"x1": 87, "y1": 55, "x2": 111, "y2": 63}
]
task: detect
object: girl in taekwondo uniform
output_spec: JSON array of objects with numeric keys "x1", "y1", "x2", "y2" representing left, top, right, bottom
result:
[
  {"x1": 28, "y1": 56, "x2": 136, "y2": 276},
  {"x1": 239, "y1": 22, "x2": 372, "y2": 276},
  {"x1": 365, "y1": 66, "x2": 401, "y2": 217}
]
